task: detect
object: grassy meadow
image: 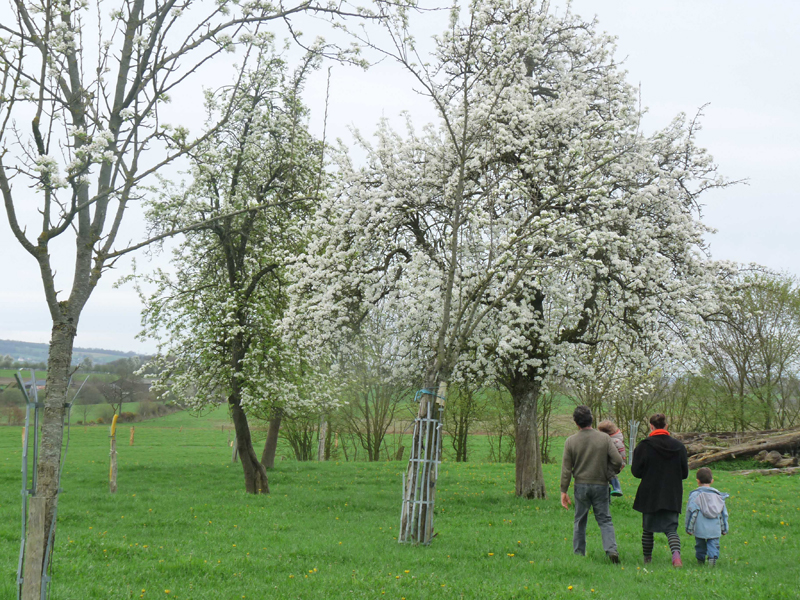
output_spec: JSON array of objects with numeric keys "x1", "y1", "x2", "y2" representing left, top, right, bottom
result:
[{"x1": 1, "y1": 410, "x2": 798, "y2": 599}]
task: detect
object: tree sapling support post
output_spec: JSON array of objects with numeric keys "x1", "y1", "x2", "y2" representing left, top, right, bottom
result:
[{"x1": 109, "y1": 414, "x2": 119, "y2": 494}]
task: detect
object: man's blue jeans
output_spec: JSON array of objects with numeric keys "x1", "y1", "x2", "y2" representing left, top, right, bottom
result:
[
  {"x1": 573, "y1": 483, "x2": 617, "y2": 556},
  {"x1": 695, "y1": 537, "x2": 720, "y2": 561}
]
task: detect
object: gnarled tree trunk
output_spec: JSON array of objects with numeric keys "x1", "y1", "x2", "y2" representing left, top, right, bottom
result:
[
  {"x1": 229, "y1": 399, "x2": 269, "y2": 494},
  {"x1": 261, "y1": 414, "x2": 282, "y2": 469},
  {"x1": 511, "y1": 377, "x2": 546, "y2": 499}
]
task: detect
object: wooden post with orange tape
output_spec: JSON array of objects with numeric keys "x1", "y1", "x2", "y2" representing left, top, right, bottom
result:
[{"x1": 109, "y1": 414, "x2": 119, "y2": 494}]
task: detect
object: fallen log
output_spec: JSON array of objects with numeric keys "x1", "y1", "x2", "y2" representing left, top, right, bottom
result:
[
  {"x1": 687, "y1": 430, "x2": 800, "y2": 470},
  {"x1": 728, "y1": 466, "x2": 800, "y2": 476},
  {"x1": 686, "y1": 445, "x2": 730, "y2": 456},
  {"x1": 675, "y1": 429, "x2": 787, "y2": 447}
]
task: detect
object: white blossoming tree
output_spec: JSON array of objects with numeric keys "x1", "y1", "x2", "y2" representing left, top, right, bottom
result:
[
  {"x1": 475, "y1": 99, "x2": 738, "y2": 497},
  {"x1": 134, "y1": 42, "x2": 328, "y2": 495},
  {"x1": 287, "y1": 0, "x2": 734, "y2": 539},
  {"x1": 0, "y1": 0, "x2": 403, "y2": 594}
]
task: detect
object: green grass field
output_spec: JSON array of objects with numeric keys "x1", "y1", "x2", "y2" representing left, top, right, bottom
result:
[{"x1": 1, "y1": 412, "x2": 798, "y2": 599}]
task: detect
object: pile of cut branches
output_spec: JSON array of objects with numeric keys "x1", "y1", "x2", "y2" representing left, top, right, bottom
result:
[{"x1": 676, "y1": 428, "x2": 800, "y2": 470}]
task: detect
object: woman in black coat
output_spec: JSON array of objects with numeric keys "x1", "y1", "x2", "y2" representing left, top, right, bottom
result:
[{"x1": 631, "y1": 413, "x2": 688, "y2": 567}]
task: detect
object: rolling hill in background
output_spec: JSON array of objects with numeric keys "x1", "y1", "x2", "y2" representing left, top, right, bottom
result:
[{"x1": 0, "y1": 339, "x2": 142, "y2": 365}]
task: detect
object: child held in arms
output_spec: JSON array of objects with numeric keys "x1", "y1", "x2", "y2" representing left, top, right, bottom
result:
[
  {"x1": 685, "y1": 467, "x2": 729, "y2": 566},
  {"x1": 598, "y1": 420, "x2": 626, "y2": 497}
]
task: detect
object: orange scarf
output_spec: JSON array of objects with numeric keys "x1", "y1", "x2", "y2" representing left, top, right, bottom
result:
[{"x1": 649, "y1": 429, "x2": 670, "y2": 437}]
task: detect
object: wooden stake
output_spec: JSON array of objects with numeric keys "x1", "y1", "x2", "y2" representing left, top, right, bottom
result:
[
  {"x1": 129, "y1": 426, "x2": 135, "y2": 446},
  {"x1": 109, "y1": 414, "x2": 118, "y2": 494},
  {"x1": 21, "y1": 497, "x2": 46, "y2": 600}
]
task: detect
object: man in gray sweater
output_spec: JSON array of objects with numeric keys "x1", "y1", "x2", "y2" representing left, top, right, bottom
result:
[{"x1": 560, "y1": 405, "x2": 624, "y2": 562}]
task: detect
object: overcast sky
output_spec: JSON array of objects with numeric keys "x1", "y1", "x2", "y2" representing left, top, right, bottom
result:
[{"x1": 1, "y1": 0, "x2": 798, "y2": 354}]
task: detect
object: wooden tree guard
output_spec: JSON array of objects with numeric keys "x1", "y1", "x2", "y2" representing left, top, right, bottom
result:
[
  {"x1": 109, "y1": 414, "x2": 119, "y2": 494},
  {"x1": 399, "y1": 382, "x2": 446, "y2": 545}
]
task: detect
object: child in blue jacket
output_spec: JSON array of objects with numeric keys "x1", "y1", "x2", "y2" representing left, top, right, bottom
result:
[{"x1": 685, "y1": 467, "x2": 729, "y2": 566}]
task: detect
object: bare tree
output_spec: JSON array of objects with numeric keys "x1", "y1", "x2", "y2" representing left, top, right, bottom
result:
[
  {"x1": 444, "y1": 384, "x2": 489, "y2": 462},
  {"x1": 702, "y1": 273, "x2": 800, "y2": 430}
]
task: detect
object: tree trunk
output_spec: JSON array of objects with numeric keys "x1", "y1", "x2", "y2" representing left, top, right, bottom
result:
[
  {"x1": 23, "y1": 321, "x2": 76, "y2": 600},
  {"x1": 261, "y1": 414, "x2": 282, "y2": 469},
  {"x1": 229, "y1": 400, "x2": 269, "y2": 494},
  {"x1": 324, "y1": 422, "x2": 333, "y2": 461},
  {"x1": 512, "y1": 378, "x2": 546, "y2": 499},
  {"x1": 317, "y1": 418, "x2": 328, "y2": 461}
]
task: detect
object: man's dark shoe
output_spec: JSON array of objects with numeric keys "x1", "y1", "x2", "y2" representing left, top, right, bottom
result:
[
  {"x1": 607, "y1": 552, "x2": 620, "y2": 564},
  {"x1": 643, "y1": 555, "x2": 652, "y2": 565}
]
